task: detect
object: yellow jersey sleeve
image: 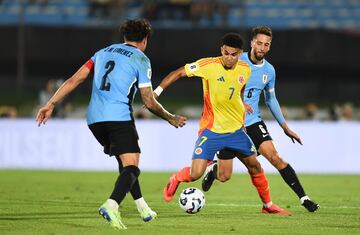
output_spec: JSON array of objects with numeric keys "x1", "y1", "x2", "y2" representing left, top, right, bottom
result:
[{"x1": 184, "y1": 58, "x2": 215, "y2": 80}]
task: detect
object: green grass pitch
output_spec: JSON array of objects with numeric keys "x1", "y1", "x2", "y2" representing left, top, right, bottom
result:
[{"x1": 0, "y1": 170, "x2": 359, "y2": 235}]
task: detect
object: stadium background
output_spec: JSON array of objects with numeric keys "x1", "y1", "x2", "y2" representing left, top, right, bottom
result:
[
  {"x1": 1, "y1": 2, "x2": 360, "y2": 235},
  {"x1": 0, "y1": 0, "x2": 359, "y2": 173}
]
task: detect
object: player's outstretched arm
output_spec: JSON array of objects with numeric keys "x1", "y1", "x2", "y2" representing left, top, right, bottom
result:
[
  {"x1": 36, "y1": 65, "x2": 91, "y2": 126},
  {"x1": 264, "y1": 89, "x2": 285, "y2": 124},
  {"x1": 140, "y1": 86, "x2": 187, "y2": 128},
  {"x1": 264, "y1": 89, "x2": 302, "y2": 144},
  {"x1": 153, "y1": 66, "x2": 187, "y2": 98}
]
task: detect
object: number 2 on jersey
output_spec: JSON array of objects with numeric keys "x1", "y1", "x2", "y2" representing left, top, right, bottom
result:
[{"x1": 100, "y1": 60, "x2": 115, "y2": 91}]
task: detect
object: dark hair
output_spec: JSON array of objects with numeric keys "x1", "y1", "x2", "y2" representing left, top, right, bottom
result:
[
  {"x1": 221, "y1": 33, "x2": 244, "y2": 50},
  {"x1": 120, "y1": 19, "x2": 153, "y2": 42},
  {"x1": 251, "y1": 26, "x2": 273, "y2": 39}
]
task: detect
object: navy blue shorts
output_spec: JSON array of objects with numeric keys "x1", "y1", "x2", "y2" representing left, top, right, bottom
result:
[{"x1": 88, "y1": 121, "x2": 140, "y2": 156}]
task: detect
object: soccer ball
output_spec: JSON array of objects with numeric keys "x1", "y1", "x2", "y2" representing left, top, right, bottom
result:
[{"x1": 178, "y1": 187, "x2": 205, "y2": 214}]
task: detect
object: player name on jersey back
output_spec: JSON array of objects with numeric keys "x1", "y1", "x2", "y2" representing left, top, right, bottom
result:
[{"x1": 104, "y1": 47, "x2": 134, "y2": 57}]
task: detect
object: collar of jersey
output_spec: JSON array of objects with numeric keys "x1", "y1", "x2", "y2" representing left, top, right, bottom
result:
[{"x1": 247, "y1": 52, "x2": 265, "y2": 68}]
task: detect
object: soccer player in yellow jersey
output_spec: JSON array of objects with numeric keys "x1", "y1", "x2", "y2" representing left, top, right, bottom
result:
[{"x1": 154, "y1": 33, "x2": 289, "y2": 214}]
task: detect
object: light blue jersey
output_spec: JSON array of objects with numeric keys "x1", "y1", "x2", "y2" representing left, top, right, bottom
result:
[
  {"x1": 86, "y1": 43, "x2": 152, "y2": 125},
  {"x1": 241, "y1": 52, "x2": 285, "y2": 127}
]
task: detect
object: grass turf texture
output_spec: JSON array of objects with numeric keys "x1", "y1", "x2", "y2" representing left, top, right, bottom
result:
[{"x1": 0, "y1": 170, "x2": 359, "y2": 235}]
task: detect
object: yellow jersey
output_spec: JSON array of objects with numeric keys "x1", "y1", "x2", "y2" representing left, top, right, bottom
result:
[{"x1": 184, "y1": 56, "x2": 251, "y2": 134}]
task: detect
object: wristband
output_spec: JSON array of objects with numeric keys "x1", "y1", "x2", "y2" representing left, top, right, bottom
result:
[{"x1": 154, "y1": 86, "x2": 163, "y2": 96}]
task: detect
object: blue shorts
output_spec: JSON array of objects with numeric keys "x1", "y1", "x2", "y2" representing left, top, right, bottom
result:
[{"x1": 192, "y1": 128, "x2": 256, "y2": 161}]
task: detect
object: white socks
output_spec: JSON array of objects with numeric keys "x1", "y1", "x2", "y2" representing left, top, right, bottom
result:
[
  {"x1": 106, "y1": 199, "x2": 119, "y2": 211},
  {"x1": 263, "y1": 201, "x2": 273, "y2": 208},
  {"x1": 300, "y1": 196, "x2": 310, "y2": 204},
  {"x1": 106, "y1": 197, "x2": 151, "y2": 213},
  {"x1": 134, "y1": 197, "x2": 149, "y2": 212}
]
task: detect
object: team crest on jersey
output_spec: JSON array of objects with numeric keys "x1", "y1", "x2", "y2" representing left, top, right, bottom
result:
[
  {"x1": 195, "y1": 147, "x2": 203, "y2": 155},
  {"x1": 238, "y1": 75, "x2": 245, "y2": 84},
  {"x1": 147, "y1": 68, "x2": 152, "y2": 79},
  {"x1": 262, "y1": 74, "x2": 268, "y2": 83}
]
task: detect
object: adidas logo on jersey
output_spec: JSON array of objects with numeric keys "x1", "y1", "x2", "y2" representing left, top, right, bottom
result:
[{"x1": 217, "y1": 76, "x2": 225, "y2": 82}]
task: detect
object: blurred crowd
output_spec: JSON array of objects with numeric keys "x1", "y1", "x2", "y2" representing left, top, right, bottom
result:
[
  {"x1": 273, "y1": 102, "x2": 356, "y2": 122},
  {"x1": 0, "y1": 106, "x2": 17, "y2": 118},
  {"x1": 19, "y1": 0, "x2": 230, "y2": 25},
  {"x1": 176, "y1": 102, "x2": 359, "y2": 122},
  {"x1": 34, "y1": 79, "x2": 73, "y2": 118},
  {"x1": 86, "y1": 0, "x2": 229, "y2": 26},
  {"x1": 142, "y1": 0, "x2": 229, "y2": 26},
  {"x1": 0, "y1": 78, "x2": 73, "y2": 119},
  {"x1": 0, "y1": 88, "x2": 358, "y2": 121},
  {"x1": 36, "y1": 79, "x2": 73, "y2": 118},
  {"x1": 0, "y1": 1, "x2": 358, "y2": 121},
  {"x1": 1, "y1": 0, "x2": 358, "y2": 30},
  {"x1": 88, "y1": 0, "x2": 127, "y2": 20}
]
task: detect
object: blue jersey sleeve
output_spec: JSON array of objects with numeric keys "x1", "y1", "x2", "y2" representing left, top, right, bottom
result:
[
  {"x1": 90, "y1": 49, "x2": 102, "y2": 65},
  {"x1": 90, "y1": 46, "x2": 111, "y2": 66},
  {"x1": 136, "y1": 54, "x2": 152, "y2": 88},
  {"x1": 264, "y1": 69, "x2": 286, "y2": 125}
]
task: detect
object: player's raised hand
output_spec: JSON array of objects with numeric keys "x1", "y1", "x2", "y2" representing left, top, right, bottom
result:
[
  {"x1": 284, "y1": 128, "x2": 303, "y2": 145},
  {"x1": 244, "y1": 103, "x2": 254, "y2": 114},
  {"x1": 36, "y1": 103, "x2": 55, "y2": 126},
  {"x1": 169, "y1": 114, "x2": 187, "y2": 128}
]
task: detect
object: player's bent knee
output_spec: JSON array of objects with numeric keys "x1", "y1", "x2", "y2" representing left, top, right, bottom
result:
[
  {"x1": 217, "y1": 173, "x2": 231, "y2": 182},
  {"x1": 244, "y1": 155, "x2": 262, "y2": 174},
  {"x1": 248, "y1": 164, "x2": 262, "y2": 174}
]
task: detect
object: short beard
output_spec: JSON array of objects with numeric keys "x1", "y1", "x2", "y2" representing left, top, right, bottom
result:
[{"x1": 254, "y1": 52, "x2": 265, "y2": 61}]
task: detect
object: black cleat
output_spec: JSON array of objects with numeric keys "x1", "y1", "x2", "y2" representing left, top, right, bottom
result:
[
  {"x1": 302, "y1": 199, "x2": 320, "y2": 212},
  {"x1": 202, "y1": 161, "x2": 217, "y2": 192}
]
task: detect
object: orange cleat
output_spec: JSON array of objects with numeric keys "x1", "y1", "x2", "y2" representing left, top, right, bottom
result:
[
  {"x1": 163, "y1": 174, "x2": 180, "y2": 202},
  {"x1": 262, "y1": 203, "x2": 291, "y2": 215}
]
